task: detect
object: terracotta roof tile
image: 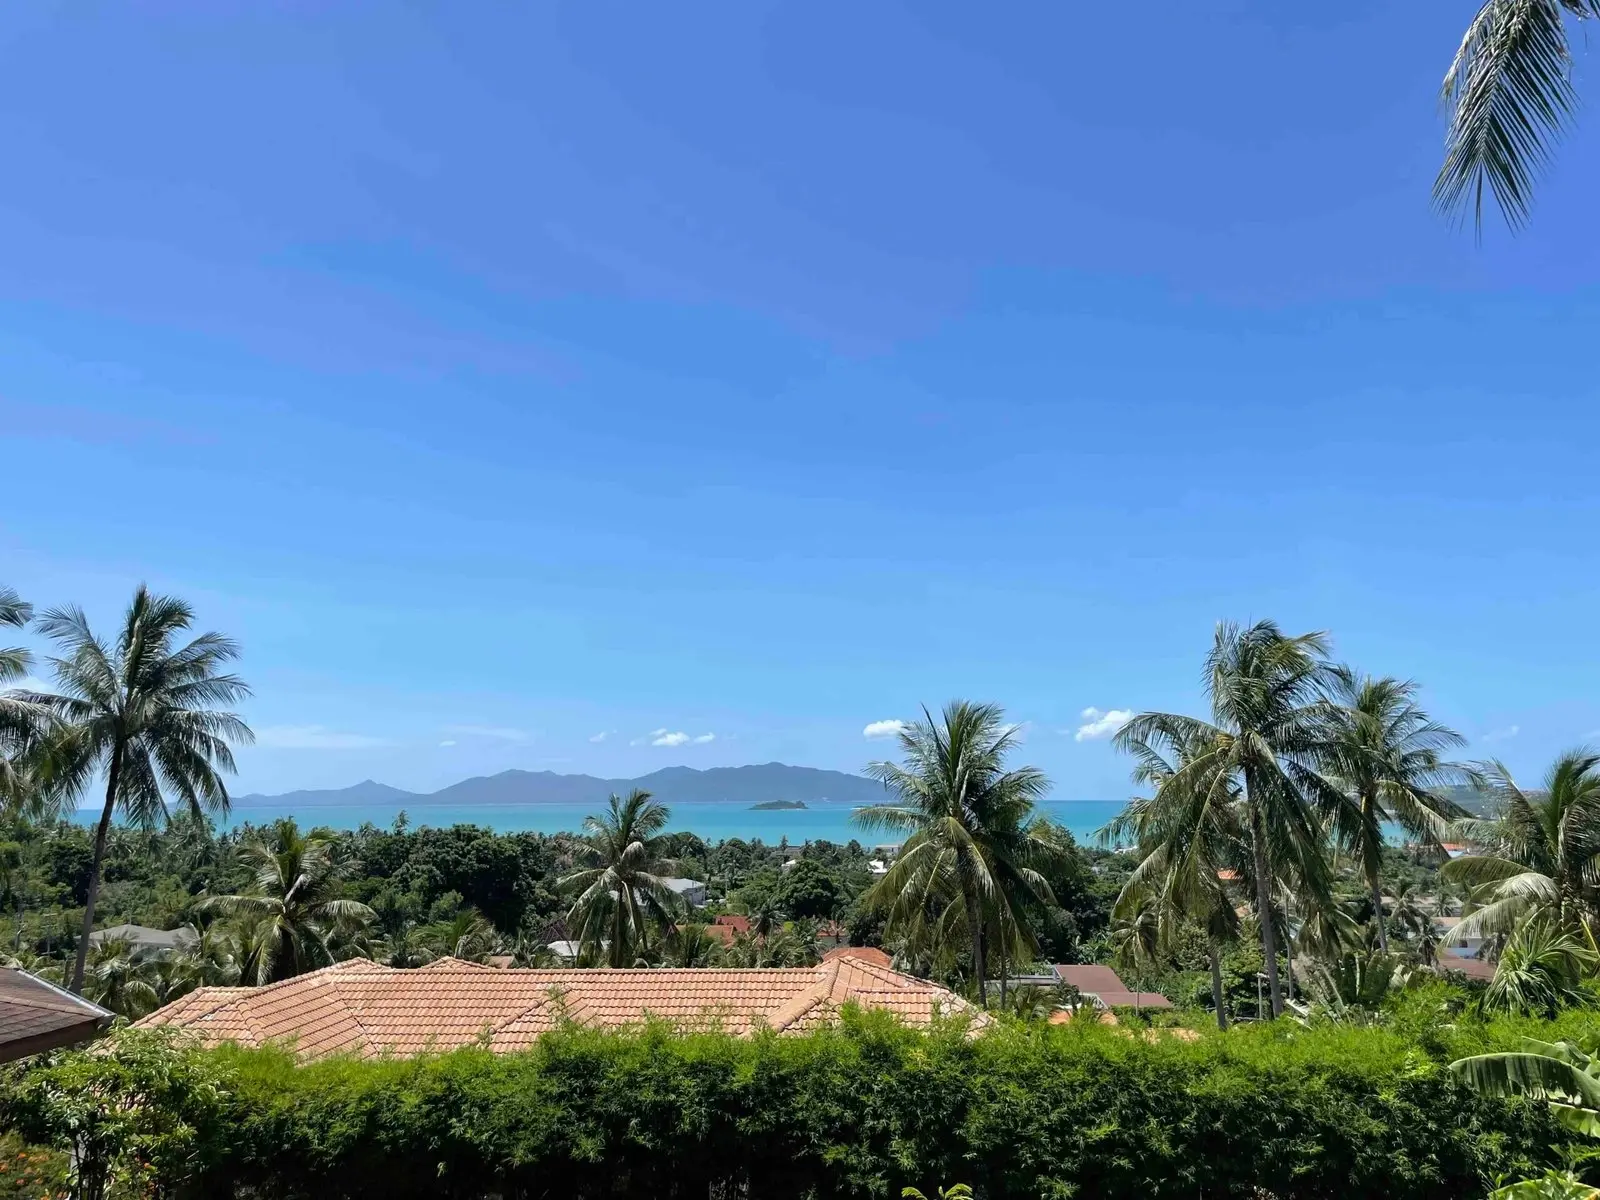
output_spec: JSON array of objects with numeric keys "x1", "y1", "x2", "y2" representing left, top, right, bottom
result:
[
  {"x1": 822, "y1": 946, "x2": 892, "y2": 968},
  {"x1": 135, "y1": 954, "x2": 984, "y2": 1057}
]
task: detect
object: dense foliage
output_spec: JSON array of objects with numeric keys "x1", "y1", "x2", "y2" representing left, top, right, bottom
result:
[{"x1": 4, "y1": 1003, "x2": 1585, "y2": 1200}]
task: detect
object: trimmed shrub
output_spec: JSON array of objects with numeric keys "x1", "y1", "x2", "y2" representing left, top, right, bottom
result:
[{"x1": 176, "y1": 1010, "x2": 1571, "y2": 1200}]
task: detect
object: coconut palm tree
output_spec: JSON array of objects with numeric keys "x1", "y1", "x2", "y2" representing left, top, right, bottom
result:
[
  {"x1": 20, "y1": 587, "x2": 251, "y2": 994},
  {"x1": 560, "y1": 790, "x2": 681, "y2": 968},
  {"x1": 661, "y1": 923, "x2": 722, "y2": 968},
  {"x1": 1322, "y1": 669, "x2": 1472, "y2": 953},
  {"x1": 747, "y1": 893, "x2": 786, "y2": 941},
  {"x1": 856, "y1": 701, "x2": 1056, "y2": 1008},
  {"x1": 1480, "y1": 916, "x2": 1597, "y2": 1018},
  {"x1": 81, "y1": 935, "x2": 160, "y2": 1018},
  {"x1": 1435, "y1": 0, "x2": 1600, "y2": 231},
  {"x1": 202, "y1": 819, "x2": 374, "y2": 984},
  {"x1": 1112, "y1": 621, "x2": 1354, "y2": 1018},
  {"x1": 0, "y1": 586, "x2": 46, "y2": 807},
  {"x1": 1105, "y1": 723, "x2": 1245, "y2": 1029},
  {"x1": 1443, "y1": 751, "x2": 1600, "y2": 946},
  {"x1": 423, "y1": 905, "x2": 496, "y2": 963}
]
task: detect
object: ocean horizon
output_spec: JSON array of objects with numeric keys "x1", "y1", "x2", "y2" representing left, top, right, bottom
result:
[{"x1": 78, "y1": 797, "x2": 1134, "y2": 846}]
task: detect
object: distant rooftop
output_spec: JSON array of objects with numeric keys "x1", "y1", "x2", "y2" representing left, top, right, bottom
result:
[
  {"x1": 135, "y1": 951, "x2": 987, "y2": 1058},
  {"x1": 89, "y1": 924, "x2": 197, "y2": 951}
]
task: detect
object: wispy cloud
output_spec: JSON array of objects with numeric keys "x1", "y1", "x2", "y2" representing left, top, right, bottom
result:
[
  {"x1": 438, "y1": 739, "x2": 457, "y2": 747},
  {"x1": 1, "y1": 675, "x2": 52, "y2": 696},
  {"x1": 1074, "y1": 707, "x2": 1132, "y2": 742},
  {"x1": 863, "y1": 719, "x2": 907, "y2": 739},
  {"x1": 1002, "y1": 720, "x2": 1035, "y2": 742},
  {"x1": 443, "y1": 724, "x2": 531, "y2": 743},
  {"x1": 255, "y1": 724, "x2": 394, "y2": 750},
  {"x1": 1482, "y1": 724, "x2": 1520, "y2": 744},
  {"x1": 630, "y1": 728, "x2": 717, "y2": 748},
  {"x1": 588, "y1": 730, "x2": 615, "y2": 744}
]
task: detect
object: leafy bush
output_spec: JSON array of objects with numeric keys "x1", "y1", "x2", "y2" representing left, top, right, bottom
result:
[{"x1": 130, "y1": 1013, "x2": 1575, "y2": 1200}]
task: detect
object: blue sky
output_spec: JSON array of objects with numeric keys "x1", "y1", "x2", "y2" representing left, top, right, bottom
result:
[{"x1": 3, "y1": 2, "x2": 1599, "y2": 799}]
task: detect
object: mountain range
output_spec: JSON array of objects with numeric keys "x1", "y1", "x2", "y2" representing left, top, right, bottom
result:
[{"x1": 235, "y1": 763, "x2": 890, "y2": 809}]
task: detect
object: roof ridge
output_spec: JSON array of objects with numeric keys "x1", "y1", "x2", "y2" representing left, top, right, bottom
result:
[{"x1": 768, "y1": 960, "x2": 839, "y2": 1032}]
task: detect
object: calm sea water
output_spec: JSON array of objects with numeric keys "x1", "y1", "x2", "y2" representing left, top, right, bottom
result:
[{"x1": 192, "y1": 798, "x2": 1132, "y2": 846}]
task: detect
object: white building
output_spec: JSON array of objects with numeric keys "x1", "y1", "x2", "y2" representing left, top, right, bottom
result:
[{"x1": 662, "y1": 877, "x2": 709, "y2": 907}]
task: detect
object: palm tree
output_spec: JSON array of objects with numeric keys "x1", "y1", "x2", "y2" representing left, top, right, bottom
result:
[
  {"x1": 81, "y1": 935, "x2": 160, "y2": 1018},
  {"x1": 1479, "y1": 916, "x2": 1597, "y2": 1018},
  {"x1": 0, "y1": 587, "x2": 29, "y2": 683},
  {"x1": 1112, "y1": 621, "x2": 1354, "y2": 1018},
  {"x1": 0, "y1": 586, "x2": 45, "y2": 807},
  {"x1": 747, "y1": 894, "x2": 786, "y2": 941},
  {"x1": 423, "y1": 905, "x2": 496, "y2": 963},
  {"x1": 1443, "y1": 751, "x2": 1600, "y2": 947},
  {"x1": 21, "y1": 587, "x2": 252, "y2": 994},
  {"x1": 855, "y1": 701, "x2": 1056, "y2": 1008},
  {"x1": 662, "y1": 923, "x2": 722, "y2": 967},
  {"x1": 1322, "y1": 670, "x2": 1472, "y2": 953},
  {"x1": 560, "y1": 790, "x2": 681, "y2": 968},
  {"x1": 1435, "y1": 0, "x2": 1600, "y2": 231},
  {"x1": 202, "y1": 819, "x2": 374, "y2": 984},
  {"x1": 1105, "y1": 723, "x2": 1245, "y2": 1029}
]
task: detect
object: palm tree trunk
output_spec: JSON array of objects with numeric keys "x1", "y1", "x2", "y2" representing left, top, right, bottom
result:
[
  {"x1": 1369, "y1": 874, "x2": 1389, "y2": 955},
  {"x1": 1208, "y1": 940, "x2": 1228, "y2": 1031},
  {"x1": 964, "y1": 890, "x2": 987, "y2": 1008},
  {"x1": 1246, "y1": 794, "x2": 1283, "y2": 1018},
  {"x1": 70, "y1": 749, "x2": 122, "y2": 995},
  {"x1": 1365, "y1": 789, "x2": 1389, "y2": 954}
]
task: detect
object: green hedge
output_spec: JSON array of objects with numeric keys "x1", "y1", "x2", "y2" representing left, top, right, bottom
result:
[{"x1": 171, "y1": 1007, "x2": 1570, "y2": 1200}]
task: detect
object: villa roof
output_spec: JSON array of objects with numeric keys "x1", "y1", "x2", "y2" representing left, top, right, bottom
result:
[
  {"x1": 1053, "y1": 964, "x2": 1126, "y2": 993},
  {"x1": 0, "y1": 967, "x2": 115, "y2": 1064},
  {"x1": 1052, "y1": 964, "x2": 1174, "y2": 1009},
  {"x1": 133, "y1": 951, "x2": 985, "y2": 1058},
  {"x1": 822, "y1": 945, "x2": 891, "y2": 968}
]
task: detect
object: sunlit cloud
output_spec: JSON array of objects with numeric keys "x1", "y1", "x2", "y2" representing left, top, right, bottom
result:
[
  {"x1": 1074, "y1": 707, "x2": 1132, "y2": 742},
  {"x1": 1482, "y1": 724, "x2": 1520, "y2": 744},
  {"x1": 863, "y1": 719, "x2": 907, "y2": 739}
]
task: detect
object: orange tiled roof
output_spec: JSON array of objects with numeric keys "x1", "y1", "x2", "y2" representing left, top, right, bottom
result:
[
  {"x1": 132, "y1": 951, "x2": 985, "y2": 1058},
  {"x1": 822, "y1": 945, "x2": 891, "y2": 968}
]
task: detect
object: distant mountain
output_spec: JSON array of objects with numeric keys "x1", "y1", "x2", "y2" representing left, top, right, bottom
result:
[
  {"x1": 235, "y1": 763, "x2": 887, "y2": 809},
  {"x1": 234, "y1": 779, "x2": 420, "y2": 806}
]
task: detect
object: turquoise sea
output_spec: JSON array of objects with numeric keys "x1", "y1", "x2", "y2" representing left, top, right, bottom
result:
[{"x1": 200, "y1": 798, "x2": 1132, "y2": 846}]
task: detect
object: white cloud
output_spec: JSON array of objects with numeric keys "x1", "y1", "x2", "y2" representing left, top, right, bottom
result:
[
  {"x1": 652, "y1": 731, "x2": 691, "y2": 747},
  {"x1": 255, "y1": 724, "x2": 393, "y2": 750},
  {"x1": 1074, "y1": 707, "x2": 1132, "y2": 742},
  {"x1": 863, "y1": 719, "x2": 907, "y2": 739},
  {"x1": 692, "y1": 733, "x2": 716, "y2": 745},
  {"x1": 1482, "y1": 724, "x2": 1520, "y2": 744},
  {"x1": 443, "y1": 724, "x2": 530, "y2": 743},
  {"x1": 588, "y1": 730, "x2": 615, "y2": 743},
  {"x1": 1001, "y1": 720, "x2": 1035, "y2": 742},
  {"x1": 438, "y1": 740, "x2": 457, "y2": 747}
]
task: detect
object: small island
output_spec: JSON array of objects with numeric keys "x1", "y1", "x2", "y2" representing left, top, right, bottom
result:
[{"x1": 749, "y1": 799, "x2": 807, "y2": 810}]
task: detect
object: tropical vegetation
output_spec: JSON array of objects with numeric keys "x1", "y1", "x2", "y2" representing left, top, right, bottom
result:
[
  {"x1": 1, "y1": 1004, "x2": 1580, "y2": 1200},
  {"x1": 10, "y1": 587, "x2": 1600, "y2": 1193},
  {"x1": 1435, "y1": 0, "x2": 1600, "y2": 230}
]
